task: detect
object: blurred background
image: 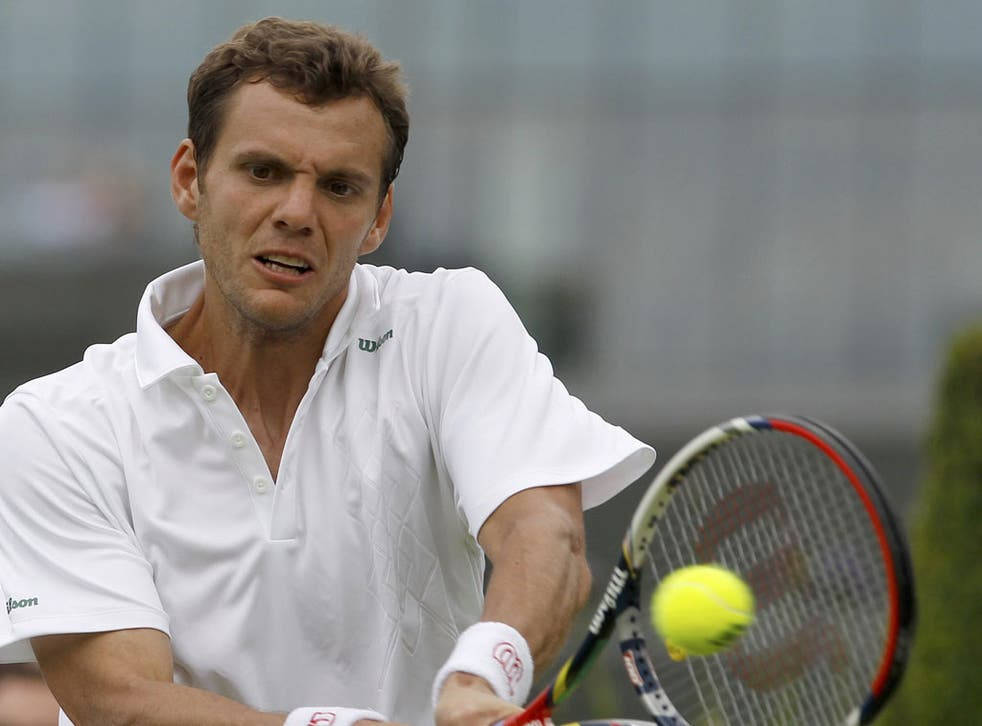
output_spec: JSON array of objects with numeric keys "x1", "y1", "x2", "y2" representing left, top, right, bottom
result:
[{"x1": 1, "y1": 0, "x2": 979, "y2": 723}]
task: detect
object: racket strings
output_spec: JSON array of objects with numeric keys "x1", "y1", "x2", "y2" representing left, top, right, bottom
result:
[
  {"x1": 723, "y1": 436, "x2": 852, "y2": 724},
  {"x1": 732, "y1": 433, "x2": 872, "y2": 721},
  {"x1": 643, "y1": 431, "x2": 890, "y2": 725}
]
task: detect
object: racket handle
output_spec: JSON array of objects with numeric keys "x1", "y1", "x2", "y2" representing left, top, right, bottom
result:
[
  {"x1": 495, "y1": 686, "x2": 555, "y2": 726},
  {"x1": 494, "y1": 720, "x2": 658, "y2": 726},
  {"x1": 494, "y1": 711, "x2": 552, "y2": 726},
  {"x1": 493, "y1": 719, "x2": 551, "y2": 726}
]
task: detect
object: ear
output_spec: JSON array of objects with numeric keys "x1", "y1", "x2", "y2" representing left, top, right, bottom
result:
[
  {"x1": 359, "y1": 184, "x2": 394, "y2": 256},
  {"x1": 170, "y1": 139, "x2": 201, "y2": 221}
]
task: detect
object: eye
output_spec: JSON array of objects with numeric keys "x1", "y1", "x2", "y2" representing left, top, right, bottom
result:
[
  {"x1": 248, "y1": 164, "x2": 274, "y2": 181},
  {"x1": 325, "y1": 180, "x2": 356, "y2": 198}
]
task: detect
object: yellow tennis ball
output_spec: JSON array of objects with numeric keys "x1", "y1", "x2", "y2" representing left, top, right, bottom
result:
[{"x1": 651, "y1": 564, "x2": 755, "y2": 658}]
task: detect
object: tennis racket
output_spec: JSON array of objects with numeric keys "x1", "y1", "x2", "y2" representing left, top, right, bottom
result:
[{"x1": 501, "y1": 414, "x2": 915, "y2": 726}]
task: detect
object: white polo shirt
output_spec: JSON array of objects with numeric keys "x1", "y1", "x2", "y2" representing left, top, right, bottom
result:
[{"x1": 0, "y1": 261, "x2": 654, "y2": 723}]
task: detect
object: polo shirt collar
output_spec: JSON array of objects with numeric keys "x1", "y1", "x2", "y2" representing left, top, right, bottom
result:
[
  {"x1": 135, "y1": 260, "x2": 379, "y2": 389},
  {"x1": 320, "y1": 263, "x2": 380, "y2": 364}
]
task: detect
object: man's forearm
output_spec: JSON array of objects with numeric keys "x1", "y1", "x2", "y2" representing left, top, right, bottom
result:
[
  {"x1": 433, "y1": 516, "x2": 589, "y2": 726},
  {"x1": 479, "y1": 487, "x2": 592, "y2": 674},
  {"x1": 65, "y1": 678, "x2": 285, "y2": 726},
  {"x1": 33, "y1": 631, "x2": 392, "y2": 726},
  {"x1": 433, "y1": 484, "x2": 591, "y2": 726}
]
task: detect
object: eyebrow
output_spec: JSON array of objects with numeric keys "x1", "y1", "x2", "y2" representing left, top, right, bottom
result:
[{"x1": 231, "y1": 150, "x2": 375, "y2": 187}]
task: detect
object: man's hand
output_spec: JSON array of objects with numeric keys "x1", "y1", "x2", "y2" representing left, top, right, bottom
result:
[{"x1": 434, "y1": 672, "x2": 523, "y2": 726}]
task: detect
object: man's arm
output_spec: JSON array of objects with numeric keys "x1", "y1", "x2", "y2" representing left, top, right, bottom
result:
[
  {"x1": 32, "y1": 629, "x2": 399, "y2": 726},
  {"x1": 33, "y1": 628, "x2": 284, "y2": 726},
  {"x1": 434, "y1": 483, "x2": 591, "y2": 726},
  {"x1": 479, "y1": 483, "x2": 592, "y2": 669}
]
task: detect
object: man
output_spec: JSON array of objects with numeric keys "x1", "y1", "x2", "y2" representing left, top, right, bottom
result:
[{"x1": 0, "y1": 18, "x2": 654, "y2": 726}]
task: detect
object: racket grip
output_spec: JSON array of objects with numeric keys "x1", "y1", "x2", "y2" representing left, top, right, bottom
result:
[
  {"x1": 493, "y1": 717, "x2": 552, "y2": 726},
  {"x1": 495, "y1": 687, "x2": 554, "y2": 726},
  {"x1": 493, "y1": 712, "x2": 552, "y2": 726}
]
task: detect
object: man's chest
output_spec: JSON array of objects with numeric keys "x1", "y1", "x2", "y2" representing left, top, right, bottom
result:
[
  {"x1": 124, "y1": 356, "x2": 435, "y2": 545},
  {"x1": 115, "y1": 358, "x2": 464, "y2": 664}
]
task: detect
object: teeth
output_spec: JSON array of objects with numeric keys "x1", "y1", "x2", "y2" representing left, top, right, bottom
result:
[
  {"x1": 264, "y1": 254, "x2": 309, "y2": 269},
  {"x1": 262, "y1": 260, "x2": 305, "y2": 275}
]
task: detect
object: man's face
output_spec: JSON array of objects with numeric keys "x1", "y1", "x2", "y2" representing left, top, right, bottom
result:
[{"x1": 176, "y1": 81, "x2": 392, "y2": 334}]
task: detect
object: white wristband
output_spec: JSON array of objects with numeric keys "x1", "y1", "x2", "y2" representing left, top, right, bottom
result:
[
  {"x1": 431, "y1": 621, "x2": 534, "y2": 708},
  {"x1": 284, "y1": 707, "x2": 387, "y2": 726}
]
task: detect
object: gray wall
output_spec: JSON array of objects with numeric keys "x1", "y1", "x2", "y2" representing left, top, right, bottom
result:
[{"x1": 3, "y1": 0, "x2": 976, "y2": 500}]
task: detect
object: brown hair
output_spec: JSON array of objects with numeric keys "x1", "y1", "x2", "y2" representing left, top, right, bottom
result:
[{"x1": 187, "y1": 17, "x2": 409, "y2": 195}]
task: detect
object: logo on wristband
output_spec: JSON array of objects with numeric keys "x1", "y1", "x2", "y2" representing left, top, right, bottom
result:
[
  {"x1": 492, "y1": 641, "x2": 525, "y2": 696},
  {"x1": 306, "y1": 712, "x2": 336, "y2": 725}
]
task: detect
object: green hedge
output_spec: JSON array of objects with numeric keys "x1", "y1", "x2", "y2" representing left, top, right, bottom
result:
[{"x1": 880, "y1": 325, "x2": 982, "y2": 723}]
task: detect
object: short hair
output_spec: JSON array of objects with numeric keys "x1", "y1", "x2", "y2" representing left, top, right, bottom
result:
[{"x1": 187, "y1": 17, "x2": 409, "y2": 195}]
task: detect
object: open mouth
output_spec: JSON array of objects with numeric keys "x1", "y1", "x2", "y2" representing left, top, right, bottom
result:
[{"x1": 256, "y1": 254, "x2": 312, "y2": 276}]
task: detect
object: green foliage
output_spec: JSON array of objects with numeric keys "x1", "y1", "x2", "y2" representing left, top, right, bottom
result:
[{"x1": 879, "y1": 325, "x2": 982, "y2": 724}]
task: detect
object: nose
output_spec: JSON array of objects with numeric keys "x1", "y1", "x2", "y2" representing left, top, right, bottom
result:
[{"x1": 273, "y1": 179, "x2": 315, "y2": 236}]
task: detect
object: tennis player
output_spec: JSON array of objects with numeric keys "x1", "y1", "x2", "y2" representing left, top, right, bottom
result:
[{"x1": 0, "y1": 18, "x2": 654, "y2": 726}]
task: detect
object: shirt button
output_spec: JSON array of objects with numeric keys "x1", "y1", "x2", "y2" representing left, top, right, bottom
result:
[
  {"x1": 200, "y1": 384, "x2": 217, "y2": 401},
  {"x1": 254, "y1": 477, "x2": 270, "y2": 494},
  {"x1": 230, "y1": 431, "x2": 247, "y2": 448}
]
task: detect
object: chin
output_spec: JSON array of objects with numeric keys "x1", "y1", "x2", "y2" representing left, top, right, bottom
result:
[
  {"x1": 230, "y1": 285, "x2": 317, "y2": 327},
  {"x1": 231, "y1": 298, "x2": 316, "y2": 333},
  {"x1": 251, "y1": 310, "x2": 320, "y2": 335}
]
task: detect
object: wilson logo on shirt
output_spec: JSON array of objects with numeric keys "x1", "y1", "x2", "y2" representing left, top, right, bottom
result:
[
  {"x1": 6, "y1": 596, "x2": 39, "y2": 614},
  {"x1": 357, "y1": 329, "x2": 393, "y2": 353}
]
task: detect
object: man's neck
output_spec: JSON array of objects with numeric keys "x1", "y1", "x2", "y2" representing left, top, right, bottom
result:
[{"x1": 166, "y1": 287, "x2": 340, "y2": 444}]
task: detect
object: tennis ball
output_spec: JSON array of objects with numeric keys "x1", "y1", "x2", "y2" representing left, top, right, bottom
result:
[{"x1": 651, "y1": 564, "x2": 754, "y2": 659}]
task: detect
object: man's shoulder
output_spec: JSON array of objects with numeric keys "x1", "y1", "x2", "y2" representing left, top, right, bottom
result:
[
  {"x1": 4, "y1": 334, "x2": 138, "y2": 418},
  {"x1": 358, "y1": 264, "x2": 502, "y2": 312},
  {"x1": 353, "y1": 265, "x2": 520, "y2": 364}
]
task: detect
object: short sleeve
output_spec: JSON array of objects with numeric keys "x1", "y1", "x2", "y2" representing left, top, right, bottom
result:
[
  {"x1": 422, "y1": 270, "x2": 655, "y2": 538},
  {"x1": 0, "y1": 392, "x2": 168, "y2": 656}
]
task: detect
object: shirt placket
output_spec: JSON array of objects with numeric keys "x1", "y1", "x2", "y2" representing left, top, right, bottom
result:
[{"x1": 190, "y1": 373, "x2": 276, "y2": 533}]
